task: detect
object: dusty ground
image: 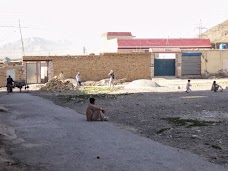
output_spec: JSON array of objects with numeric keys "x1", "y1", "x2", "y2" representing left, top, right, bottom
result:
[
  {"x1": 0, "y1": 121, "x2": 40, "y2": 171},
  {"x1": 0, "y1": 78, "x2": 228, "y2": 170},
  {"x1": 32, "y1": 78, "x2": 228, "y2": 168}
]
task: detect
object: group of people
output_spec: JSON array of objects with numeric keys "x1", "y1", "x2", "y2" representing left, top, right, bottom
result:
[
  {"x1": 75, "y1": 70, "x2": 115, "y2": 87},
  {"x1": 57, "y1": 71, "x2": 82, "y2": 86},
  {"x1": 185, "y1": 80, "x2": 224, "y2": 93},
  {"x1": 67, "y1": 70, "x2": 115, "y2": 88},
  {"x1": 58, "y1": 70, "x2": 115, "y2": 88},
  {"x1": 87, "y1": 79, "x2": 225, "y2": 122}
]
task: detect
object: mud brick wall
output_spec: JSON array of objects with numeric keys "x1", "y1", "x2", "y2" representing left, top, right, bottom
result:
[
  {"x1": 23, "y1": 53, "x2": 151, "y2": 81},
  {"x1": 0, "y1": 66, "x2": 23, "y2": 87}
]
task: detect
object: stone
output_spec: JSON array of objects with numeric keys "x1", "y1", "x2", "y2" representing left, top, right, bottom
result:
[{"x1": 0, "y1": 106, "x2": 8, "y2": 112}]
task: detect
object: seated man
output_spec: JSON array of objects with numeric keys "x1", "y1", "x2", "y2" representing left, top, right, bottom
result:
[
  {"x1": 86, "y1": 98, "x2": 108, "y2": 121},
  {"x1": 211, "y1": 81, "x2": 223, "y2": 92}
]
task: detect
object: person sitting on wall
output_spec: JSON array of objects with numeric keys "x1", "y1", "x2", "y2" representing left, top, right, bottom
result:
[
  {"x1": 86, "y1": 98, "x2": 108, "y2": 121},
  {"x1": 211, "y1": 81, "x2": 223, "y2": 92}
]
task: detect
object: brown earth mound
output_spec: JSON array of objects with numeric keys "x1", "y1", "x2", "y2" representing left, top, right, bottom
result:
[
  {"x1": 40, "y1": 77, "x2": 75, "y2": 92},
  {"x1": 83, "y1": 78, "x2": 127, "y2": 86}
]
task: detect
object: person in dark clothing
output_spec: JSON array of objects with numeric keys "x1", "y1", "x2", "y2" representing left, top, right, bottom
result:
[
  {"x1": 211, "y1": 81, "x2": 223, "y2": 92},
  {"x1": 6, "y1": 75, "x2": 14, "y2": 93}
]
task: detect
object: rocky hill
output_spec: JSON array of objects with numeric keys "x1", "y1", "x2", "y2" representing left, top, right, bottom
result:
[{"x1": 201, "y1": 19, "x2": 228, "y2": 42}]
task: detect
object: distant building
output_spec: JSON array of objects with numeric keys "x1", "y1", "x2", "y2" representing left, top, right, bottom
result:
[{"x1": 102, "y1": 32, "x2": 212, "y2": 53}]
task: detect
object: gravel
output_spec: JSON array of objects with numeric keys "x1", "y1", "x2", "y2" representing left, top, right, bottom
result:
[{"x1": 33, "y1": 78, "x2": 228, "y2": 168}]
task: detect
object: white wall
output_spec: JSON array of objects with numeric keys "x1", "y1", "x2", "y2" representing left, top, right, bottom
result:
[{"x1": 102, "y1": 39, "x2": 118, "y2": 53}]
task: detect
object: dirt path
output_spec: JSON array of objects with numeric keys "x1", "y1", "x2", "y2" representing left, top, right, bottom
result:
[
  {"x1": 0, "y1": 93, "x2": 227, "y2": 171},
  {"x1": 34, "y1": 78, "x2": 228, "y2": 168}
]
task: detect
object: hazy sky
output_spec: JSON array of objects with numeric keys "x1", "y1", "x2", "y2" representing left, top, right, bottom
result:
[{"x1": 0, "y1": 0, "x2": 227, "y2": 53}]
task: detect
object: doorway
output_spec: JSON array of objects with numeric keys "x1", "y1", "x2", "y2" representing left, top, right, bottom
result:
[
  {"x1": 154, "y1": 53, "x2": 176, "y2": 76},
  {"x1": 26, "y1": 61, "x2": 48, "y2": 84},
  {"x1": 6, "y1": 69, "x2": 16, "y2": 80}
]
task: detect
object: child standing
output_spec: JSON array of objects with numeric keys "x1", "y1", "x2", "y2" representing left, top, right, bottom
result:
[
  {"x1": 76, "y1": 72, "x2": 82, "y2": 86},
  {"x1": 185, "y1": 80, "x2": 192, "y2": 93},
  {"x1": 108, "y1": 70, "x2": 115, "y2": 88}
]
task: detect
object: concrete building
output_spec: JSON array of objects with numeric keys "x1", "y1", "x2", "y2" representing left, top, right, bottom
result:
[
  {"x1": 101, "y1": 32, "x2": 134, "y2": 52},
  {"x1": 102, "y1": 32, "x2": 212, "y2": 53}
]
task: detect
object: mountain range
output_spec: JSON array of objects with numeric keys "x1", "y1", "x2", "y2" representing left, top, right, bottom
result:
[{"x1": 0, "y1": 37, "x2": 74, "y2": 60}]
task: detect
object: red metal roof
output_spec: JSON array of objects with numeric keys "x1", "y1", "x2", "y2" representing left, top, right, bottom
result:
[
  {"x1": 107, "y1": 32, "x2": 132, "y2": 36},
  {"x1": 117, "y1": 38, "x2": 211, "y2": 48}
]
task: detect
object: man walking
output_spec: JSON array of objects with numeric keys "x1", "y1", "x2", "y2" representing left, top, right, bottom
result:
[
  {"x1": 185, "y1": 80, "x2": 192, "y2": 93},
  {"x1": 6, "y1": 75, "x2": 14, "y2": 93}
]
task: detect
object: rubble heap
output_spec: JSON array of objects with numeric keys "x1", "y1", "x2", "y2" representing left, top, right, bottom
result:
[
  {"x1": 84, "y1": 78, "x2": 127, "y2": 86},
  {"x1": 40, "y1": 77, "x2": 75, "y2": 92}
]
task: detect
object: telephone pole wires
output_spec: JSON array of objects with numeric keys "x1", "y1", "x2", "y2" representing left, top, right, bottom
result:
[{"x1": 19, "y1": 19, "x2": 25, "y2": 56}]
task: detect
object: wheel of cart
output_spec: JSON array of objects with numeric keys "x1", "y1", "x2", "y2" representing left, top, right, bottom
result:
[{"x1": 13, "y1": 80, "x2": 26, "y2": 92}]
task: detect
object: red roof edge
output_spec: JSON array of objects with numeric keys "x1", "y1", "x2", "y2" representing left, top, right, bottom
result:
[
  {"x1": 117, "y1": 38, "x2": 212, "y2": 47},
  {"x1": 107, "y1": 32, "x2": 132, "y2": 37}
]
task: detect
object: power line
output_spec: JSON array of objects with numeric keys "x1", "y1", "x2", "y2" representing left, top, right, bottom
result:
[
  {"x1": 196, "y1": 19, "x2": 207, "y2": 38},
  {"x1": 0, "y1": 25, "x2": 28, "y2": 28}
]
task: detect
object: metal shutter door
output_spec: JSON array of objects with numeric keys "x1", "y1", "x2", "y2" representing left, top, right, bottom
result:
[{"x1": 182, "y1": 52, "x2": 201, "y2": 75}]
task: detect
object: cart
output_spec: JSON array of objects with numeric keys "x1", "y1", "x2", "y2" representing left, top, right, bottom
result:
[{"x1": 13, "y1": 80, "x2": 29, "y2": 92}]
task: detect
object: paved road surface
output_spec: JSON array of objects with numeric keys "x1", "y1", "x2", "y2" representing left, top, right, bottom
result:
[{"x1": 0, "y1": 93, "x2": 227, "y2": 171}]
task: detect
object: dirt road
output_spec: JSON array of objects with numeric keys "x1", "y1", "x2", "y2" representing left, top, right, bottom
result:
[{"x1": 0, "y1": 92, "x2": 227, "y2": 171}]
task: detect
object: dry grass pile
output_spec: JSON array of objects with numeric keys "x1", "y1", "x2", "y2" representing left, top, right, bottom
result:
[{"x1": 40, "y1": 77, "x2": 75, "y2": 92}]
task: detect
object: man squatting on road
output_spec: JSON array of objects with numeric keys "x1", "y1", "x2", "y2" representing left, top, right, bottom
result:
[{"x1": 86, "y1": 98, "x2": 108, "y2": 121}]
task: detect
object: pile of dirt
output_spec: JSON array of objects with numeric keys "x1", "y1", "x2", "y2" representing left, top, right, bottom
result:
[
  {"x1": 65, "y1": 78, "x2": 78, "y2": 87},
  {"x1": 124, "y1": 79, "x2": 160, "y2": 90},
  {"x1": 40, "y1": 77, "x2": 75, "y2": 92},
  {"x1": 201, "y1": 19, "x2": 228, "y2": 42},
  {"x1": 84, "y1": 78, "x2": 127, "y2": 86}
]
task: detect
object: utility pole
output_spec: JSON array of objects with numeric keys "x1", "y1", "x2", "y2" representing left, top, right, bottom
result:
[
  {"x1": 19, "y1": 19, "x2": 25, "y2": 56},
  {"x1": 83, "y1": 46, "x2": 86, "y2": 54},
  {"x1": 196, "y1": 19, "x2": 207, "y2": 38}
]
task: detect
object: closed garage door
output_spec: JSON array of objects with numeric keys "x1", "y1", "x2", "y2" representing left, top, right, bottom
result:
[
  {"x1": 182, "y1": 52, "x2": 201, "y2": 75},
  {"x1": 154, "y1": 59, "x2": 175, "y2": 76}
]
